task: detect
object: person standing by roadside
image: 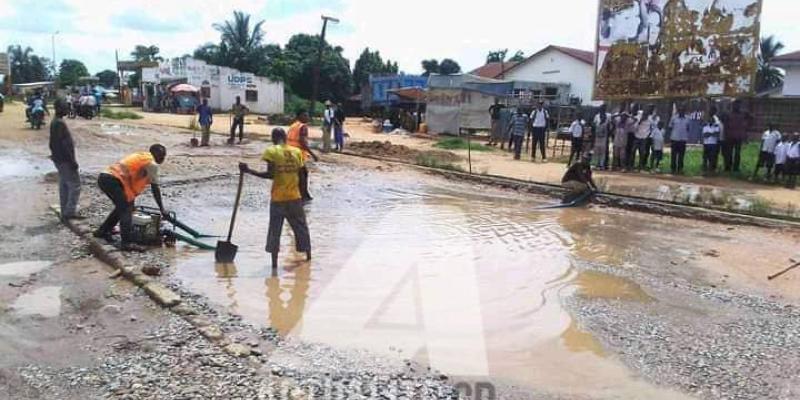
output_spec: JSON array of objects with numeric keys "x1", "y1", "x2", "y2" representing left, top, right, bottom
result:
[
  {"x1": 722, "y1": 100, "x2": 750, "y2": 173},
  {"x1": 753, "y1": 124, "x2": 781, "y2": 180},
  {"x1": 334, "y1": 103, "x2": 346, "y2": 152},
  {"x1": 488, "y1": 99, "x2": 504, "y2": 147},
  {"x1": 593, "y1": 104, "x2": 612, "y2": 168},
  {"x1": 625, "y1": 104, "x2": 639, "y2": 170},
  {"x1": 774, "y1": 135, "x2": 789, "y2": 184},
  {"x1": 642, "y1": 104, "x2": 659, "y2": 168},
  {"x1": 787, "y1": 133, "x2": 800, "y2": 189},
  {"x1": 668, "y1": 106, "x2": 691, "y2": 174},
  {"x1": 612, "y1": 112, "x2": 631, "y2": 171},
  {"x1": 593, "y1": 110, "x2": 612, "y2": 170},
  {"x1": 529, "y1": 101, "x2": 550, "y2": 162},
  {"x1": 239, "y1": 128, "x2": 312, "y2": 270},
  {"x1": 322, "y1": 101, "x2": 334, "y2": 153},
  {"x1": 197, "y1": 98, "x2": 213, "y2": 147},
  {"x1": 567, "y1": 118, "x2": 585, "y2": 166},
  {"x1": 650, "y1": 121, "x2": 665, "y2": 172},
  {"x1": 287, "y1": 110, "x2": 319, "y2": 201},
  {"x1": 506, "y1": 108, "x2": 529, "y2": 160},
  {"x1": 702, "y1": 108, "x2": 722, "y2": 175},
  {"x1": 50, "y1": 99, "x2": 82, "y2": 221},
  {"x1": 229, "y1": 96, "x2": 248, "y2": 144},
  {"x1": 633, "y1": 107, "x2": 655, "y2": 171}
]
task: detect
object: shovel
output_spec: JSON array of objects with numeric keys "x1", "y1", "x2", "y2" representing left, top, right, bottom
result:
[{"x1": 215, "y1": 171, "x2": 244, "y2": 262}]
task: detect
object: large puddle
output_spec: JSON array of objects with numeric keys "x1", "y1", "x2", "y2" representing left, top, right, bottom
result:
[
  {"x1": 171, "y1": 166, "x2": 691, "y2": 399},
  {"x1": 0, "y1": 150, "x2": 54, "y2": 180}
]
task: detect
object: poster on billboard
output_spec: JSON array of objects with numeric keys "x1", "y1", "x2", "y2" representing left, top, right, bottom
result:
[{"x1": 594, "y1": 0, "x2": 763, "y2": 99}]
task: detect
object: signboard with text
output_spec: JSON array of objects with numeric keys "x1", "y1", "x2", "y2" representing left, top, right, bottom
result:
[{"x1": 0, "y1": 53, "x2": 10, "y2": 76}]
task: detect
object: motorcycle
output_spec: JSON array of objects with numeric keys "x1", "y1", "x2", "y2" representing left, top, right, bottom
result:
[
  {"x1": 77, "y1": 104, "x2": 95, "y2": 119},
  {"x1": 30, "y1": 108, "x2": 45, "y2": 130}
]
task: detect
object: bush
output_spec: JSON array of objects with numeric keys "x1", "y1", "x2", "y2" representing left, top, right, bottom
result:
[
  {"x1": 283, "y1": 91, "x2": 325, "y2": 118},
  {"x1": 434, "y1": 137, "x2": 494, "y2": 152},
  {"x1": 100, "y1": 109, "x2": 143, "y2": 120},
  {"x1": 414, "y1": 153, "x2": 465, "y2": 172}
]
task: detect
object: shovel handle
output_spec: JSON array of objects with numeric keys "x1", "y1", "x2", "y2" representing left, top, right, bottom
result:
[{"x1": 227, "y1": 172, "x2": 245, "y2": 242}]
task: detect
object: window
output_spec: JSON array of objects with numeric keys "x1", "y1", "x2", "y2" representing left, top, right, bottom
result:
[
  {"x1": 245, "y1": 90, "x2": 258, "y2": 102},
  {"x1": 201, "y1": 87, "x2": 211, "y2": 99},
  {"x1": 545, "y1": 87, "x2": 558, "y2": 97}
]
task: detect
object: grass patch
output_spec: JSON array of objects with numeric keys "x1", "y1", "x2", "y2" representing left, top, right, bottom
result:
[
  {"x1": 663, "y1": 142, "x2": 761, "y2": 181},
  {"x1": 414, "y1": 153, "x2": 465, "y2": 172},
  {"x1": 434, "y1": 137, "x2": 494, "y2": 152},
  {"x1": 100, "y1": 109, "x2": 143, "y2": 120}
]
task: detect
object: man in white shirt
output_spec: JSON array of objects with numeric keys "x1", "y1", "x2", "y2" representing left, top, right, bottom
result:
[
  {"x1": 322, "y1": 100, "x2": 334, "y2": 153},
  {"x1": 633, "y1": 105, "x2": 659, "y2": 171},
  {"x1": 753, "y1": 124, "x2": 781, "y2": 179},
  {"x1": 702, "y1": 109, "x2": 722, "y2": 174},
  {"x1": 774, "y1": 136, "x2": 789, "y2": 183},
  {"x1": 567, "y1": 118, "x2": 585, "y2": 166},
  {"x1": 787, "y1": 133, "x2": 800, "y2": 189},
  {"x1": 529, "y1": 101, "x2": 550, "y2": 161},
  {"x1": 593, "y1": 104, "x2": 612, "y2": 168},
  {"x1": 668, "y1": 106, "x2": 691, "y2": 174}
]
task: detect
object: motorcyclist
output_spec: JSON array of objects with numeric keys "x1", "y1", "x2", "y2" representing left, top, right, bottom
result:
[{"x1": 27, "y1": 91, "x2": 49, "y2": 122}]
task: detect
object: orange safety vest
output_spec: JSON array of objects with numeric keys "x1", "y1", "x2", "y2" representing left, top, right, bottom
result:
[
  {"x1": 107, "y1": 152, "x2": 156, "y2": 202},
  {"x1": 287, "y1": 121, "x2": 310, "y2": 159}
]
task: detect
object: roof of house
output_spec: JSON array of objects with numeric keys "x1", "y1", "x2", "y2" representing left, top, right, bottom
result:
[
  {"x1": 503, "y1": 45, "x2": 595, "y2": 75},
  {"x1": 470, "y1": 61, "x2": 520, "y2": 79},
  {"x1": 773, "y1": 50, "x2": 800, "y2": 66}
]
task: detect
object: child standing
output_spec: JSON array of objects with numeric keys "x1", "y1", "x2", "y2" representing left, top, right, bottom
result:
[
  {"x1": 650, "y1": 121, "x2": 665, "y2": 172},
  {"x1": 702, "y1": 114, "x2": 721, "y2": 174},
  {"x1": 568, "y1": 118, "x2": 585, "y2": 166},
  {"x1": 774, "y1": 135, "x2": 788, "y2": 184},
  {"x1": 788, "y1": 133, "x2": 800, "y2": 189},
  {"x1": 613, "y1": 113, "x2": 631, "y2": 171},
  {"x1": 753, "y1": 124, "x2": 781, "y2": 179}
]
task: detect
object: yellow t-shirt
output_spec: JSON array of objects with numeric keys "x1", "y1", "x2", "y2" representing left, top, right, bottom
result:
[{"x1": 261, "y1": 144, "x2": 304, "y2": 202}]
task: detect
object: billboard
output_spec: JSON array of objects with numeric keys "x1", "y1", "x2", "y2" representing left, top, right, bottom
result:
[{"x1": 594, "y1": 0, "x2": 763, "y2": 99}]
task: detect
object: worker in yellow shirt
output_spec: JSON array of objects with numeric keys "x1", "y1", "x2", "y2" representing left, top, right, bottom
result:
[
  {"x1": 239, "y1": 128, "x2": 311, "y2": 270},
  {"x1": 286, "y1": 110, "x2": 318, "y2": 202},
  {"x1": 93, "y1": 144, "x2": 169, "y2": 251}
]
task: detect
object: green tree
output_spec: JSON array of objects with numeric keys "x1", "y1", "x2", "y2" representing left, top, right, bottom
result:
[
  {"x1": 757, "y1": 35, "x2": 785, "y2": 92},
  {"x1": 211, "y1": 11, "x2": 266, "y2": 73},
  {"x1": 58, "y1": 59, "x2": 89, "y2": 88},
  {"x1": 7, "y1": 45, "x2": 51, "y2": 83},
  {"x1": 96, "y1": 69, "x2": 118, "y2": 88},
  {"x1": 486, "y1": 49, "x2": 508, "y2": 63},
  {"x1": 131, "y1": 45, "x2": 163, "y2": 62},
  {"x1": 280, "y1": 33, "x2": 353, "y2": 103},
  {"x1": 509, "y1": 50, "x2": 525, "y2": 62},
  {"x1": 421, "y1": 59, "x2": 439, "y2": 76},
  {"x1": 352, "y1": 48, "x2": 399, "y2": 92},
  {"x1": 439, "y1": 58, "x2": 461, "y2": 75}
]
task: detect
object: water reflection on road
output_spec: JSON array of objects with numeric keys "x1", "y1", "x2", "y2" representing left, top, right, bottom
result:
[{"x1": 172, "y1": 167, "x2": 691, "y2": 399}]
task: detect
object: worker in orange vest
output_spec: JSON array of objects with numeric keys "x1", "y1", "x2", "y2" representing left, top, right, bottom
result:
[
  {"x1": 287, "y1": 110, "x2": 318, "y2": 202},
  {"x1": 93, "y1": 144, "x2": 169, "y2": 251}
]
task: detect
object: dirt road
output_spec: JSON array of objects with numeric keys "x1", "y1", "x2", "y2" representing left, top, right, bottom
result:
[{"x1": 1, "y1": 102, "x2": 799, "y2": 399}]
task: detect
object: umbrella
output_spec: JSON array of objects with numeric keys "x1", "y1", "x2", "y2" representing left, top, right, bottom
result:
[{"x1": 170, "y1": 84, "x2": 200, "y2": 93}]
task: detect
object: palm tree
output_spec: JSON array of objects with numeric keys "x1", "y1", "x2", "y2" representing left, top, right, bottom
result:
[
  {"x1": 757, "y1": 35, "x2": 785, "y2": 92},
  {"x1": 213, "y1": 11, "x2": 265, "y2": 72}
]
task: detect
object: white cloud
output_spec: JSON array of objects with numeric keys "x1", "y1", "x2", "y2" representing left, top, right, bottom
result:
[{"x1": 1, "y1": 0, "x2": 798, "y2": 75}]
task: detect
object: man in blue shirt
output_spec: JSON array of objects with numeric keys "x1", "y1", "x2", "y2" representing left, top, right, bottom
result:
[{"x1": 197, "y1": 98, "x2": 214, "y2": 146}]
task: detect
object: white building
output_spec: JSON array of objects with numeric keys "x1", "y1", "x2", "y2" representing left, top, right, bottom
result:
[
  {"x1": 141, "y1": 57, "x2": 284, "y2": 114},
  {"x1": 771, "y1": 50, "x2": 800, "y2": 97},
  {"x1": 499, "y1": 45, "x2": 599, "y2": 105}
]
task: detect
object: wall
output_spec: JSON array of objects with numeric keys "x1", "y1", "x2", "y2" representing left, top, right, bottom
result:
[
  {"x1": 503, "y1": 49, "x2": 598, "y2": 105},
  {"x1": 782, "y1": 66, "x2": 800, "y2": 97}
]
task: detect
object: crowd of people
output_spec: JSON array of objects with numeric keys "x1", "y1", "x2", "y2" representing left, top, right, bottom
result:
[{"x1": 488, "y1": 100, "x2": 800, "y2": 189}]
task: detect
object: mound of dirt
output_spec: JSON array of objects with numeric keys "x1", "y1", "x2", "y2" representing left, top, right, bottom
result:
[{"x1": 348, "y1": 141, "x2": 460, "y2": 163}]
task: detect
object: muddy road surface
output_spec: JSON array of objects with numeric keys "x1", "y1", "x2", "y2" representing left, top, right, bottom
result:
[{"x1": 1, "y1": 104, "x2": 799, "y2": 399}]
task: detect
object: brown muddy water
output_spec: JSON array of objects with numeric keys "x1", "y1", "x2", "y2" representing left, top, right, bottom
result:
[{"x1": 168, "y1": 164, "x2": 693, "y2": 399}]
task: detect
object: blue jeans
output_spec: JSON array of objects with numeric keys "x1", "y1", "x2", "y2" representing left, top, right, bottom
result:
[{"x1": 512, "y1": 135, "x2": 524, "y2": 159}]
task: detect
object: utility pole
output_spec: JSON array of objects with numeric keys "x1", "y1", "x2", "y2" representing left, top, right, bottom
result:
[
  {"x1": 51, "y1": 31, "x2": 59, "y2": 86},
  {"x1": 308, "y1": 15, "x2": 339, "y2": 120}
]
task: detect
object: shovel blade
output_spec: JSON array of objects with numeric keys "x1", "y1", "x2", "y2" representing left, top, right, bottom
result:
[{"x1": 215, "y1": 241, "x2": 238, "y2": 263}]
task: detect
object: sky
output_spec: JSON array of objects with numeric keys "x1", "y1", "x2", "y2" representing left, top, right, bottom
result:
[{"x1": 1, "y1": 0, "x2": 799, "y2": 76}]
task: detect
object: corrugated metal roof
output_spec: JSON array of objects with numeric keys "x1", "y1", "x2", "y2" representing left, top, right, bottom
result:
[{"x1": 470, "y1": 61, "x2": 520, "y2": 78}]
